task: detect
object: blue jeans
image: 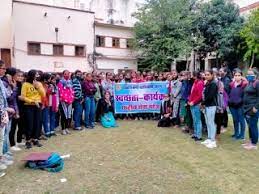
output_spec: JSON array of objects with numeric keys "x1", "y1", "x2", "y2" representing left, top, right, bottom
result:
[
  {"x1": 245, "y1": 111, "x2": 259, "y2": 145},
  {"x1": 42, "y1": 107, "x2": 56, "y2": 135},
  {"x1": 204, "y1": 106, "x2": 217, "y2": 141},
  {"x1": 73, "y1": 99, "x2": 83, "y2": 128},
  {"x1": 229, "y1": 107, "x2": 246, "y2": 139},
  {"x1": 190, "y1": 105, "x2": 202, "y2": 138},
  {"x1": 84, "y1": 96, "x2": 95, "y2": 128},
  {"x1": 3, "y1": 120, "x2": 11, "y2": 154}
]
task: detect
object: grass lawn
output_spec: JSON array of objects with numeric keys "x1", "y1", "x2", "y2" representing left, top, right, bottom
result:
[{"x1": 1, "y1": 120, "x2": 259, "y2": 194}]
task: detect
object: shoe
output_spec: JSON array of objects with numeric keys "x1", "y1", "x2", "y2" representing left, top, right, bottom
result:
[
  {"x1": 135, "y1": 118, "x2": 138, "y2": 121},
  {"x1": 0, "y1": 163, "x2": 7, "y2": 170},
  {"x1": 74, "y1": 127, "x2": 82, "y2": 131},
  {"x1": 16, "y1": 142, "x2": 25, "y2": 146},
  {"x1": 61, "y1": 130, "x2": 67, "y2": 135},
  {"x1": 1, "y1": 158, "x2": 13, "y2": 166},
  {"x1": 191, "y1": 135, "x2": 196, "y2": 139},
  {"x1": 0, "y1": 172, "x2": 6, "y2": 177},
  {"x1": 39, "y1": 136, "x2": 48, "y2": 141},
  {"x1": 201, "y1": 139, "x2": 211, "y2": 145},
  {"x1": 195, "y1": 137, "x2": 203, "y2": 142},
  {"x1": 243, "y1": 144, "x2": 257, "y2": 150},
  {"x1": 65, "y1": 129, "x2": 71, "y2": 134},
  {"x1": 51, "y1": 133, "x2": 57, "y2": 137},
  {"x1": 25, "y1": 142, "x2": 32, "y2": 149},
  {"x1": 33, "y1": 140, "x2": 43, "y2": 147},
  {"x1": 206, "y1": 141, "x2": 217, "y2": 149},
  {"x1": 242, "y1": 142, "x2": 251, "y2": 146},
  {"x1": 10, "y1": 146, "x2": 21, "y2": 152},
  {"x1": 45, "y1": 134, "x2": 51, "y2": 138},
  {"x1": 4, "y1": 154, "x2": 13, "y2": 161}
]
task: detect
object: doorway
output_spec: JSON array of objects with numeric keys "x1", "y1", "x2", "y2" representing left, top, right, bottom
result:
[{"x1": 0, "y1": 49, "x2": 11, "y2": 68}]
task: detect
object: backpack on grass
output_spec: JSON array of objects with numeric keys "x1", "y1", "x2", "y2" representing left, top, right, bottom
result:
[{"x1": 25, "y1": 153, "x2": 64, "y2": 173}]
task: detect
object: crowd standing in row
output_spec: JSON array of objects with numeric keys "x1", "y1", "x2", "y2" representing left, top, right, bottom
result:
[{"x1": 0, "y1": 59, "x2": 258, "y2": 177}]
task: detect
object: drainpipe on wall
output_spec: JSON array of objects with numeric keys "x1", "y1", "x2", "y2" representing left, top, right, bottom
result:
[{"x1": 92, "y1": 20, "x2": 96, "y2": 71}]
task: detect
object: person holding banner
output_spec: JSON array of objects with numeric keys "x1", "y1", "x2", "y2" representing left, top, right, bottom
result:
[
  {"x1": 158, "y1": 93, "x2": 172, "y2": 127},
  {"x1": 99, "y1": 91, "x2": 117, "y2": 128}
]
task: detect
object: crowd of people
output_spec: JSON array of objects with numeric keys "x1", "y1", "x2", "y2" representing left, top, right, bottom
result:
[{"x1": 0, "y1": 59, "x2": 258, "y2": 177}]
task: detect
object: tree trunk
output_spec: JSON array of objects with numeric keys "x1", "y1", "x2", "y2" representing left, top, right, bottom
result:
[{"x1": 250, "y1": 52, "x2": 255, "y2": 68}]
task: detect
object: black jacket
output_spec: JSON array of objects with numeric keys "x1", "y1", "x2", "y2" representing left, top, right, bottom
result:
[
  {"x1": 99, "y1": 98, "x2": 114, "y2": 115},
  {"x1": 202, "y1": 80, "x2": 218, "y2": 107},
  {"x1": 243, "y1": 81, "x2": 259, "y2": 115}
]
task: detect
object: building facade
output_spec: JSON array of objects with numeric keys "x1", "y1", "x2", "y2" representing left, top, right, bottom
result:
[
  {"x1": 13, "y1": 1, "x2": 95, "y2": 72},
  {"x1": 0, "y1": 0, "x2": 140, "y2": 73},
  {"x1": 94, "y1": 22, "x2": 137, "y2": 73}
]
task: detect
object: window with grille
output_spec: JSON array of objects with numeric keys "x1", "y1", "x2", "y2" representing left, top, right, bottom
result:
[
  {"x1": 53, "y1": 44, "x2": 64, "y2": 56},
  {"x1": 112, "y1": 38, "x2": 120, "y2": 48},
  {"x1": 96, "y1": 36, "x2": 105, "y2": 47},
  {"x1": 28, "y1": 42, "x2": 41, "y2": 55},
  {"x1": 127, "y1": 39, "x2": 134, "y2": 49},
  {"x1": 75, "y1": 46, "x2": 85, "y2": 57}
]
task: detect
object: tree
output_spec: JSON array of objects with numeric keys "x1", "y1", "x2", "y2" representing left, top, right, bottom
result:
[
  {"x1": 197, "y1": 0, "x2": 244, "y2": 68},
  {"x1": 240, "y1": 9, "x2": 259, "y2": 68},
  {"x1": 133, "y1": 0, "x2": 201, "y2": 71}
]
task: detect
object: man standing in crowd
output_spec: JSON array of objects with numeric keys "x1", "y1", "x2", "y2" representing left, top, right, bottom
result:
[{"x1": 72, "y1": 70, "x2": 83, "y2": 130}]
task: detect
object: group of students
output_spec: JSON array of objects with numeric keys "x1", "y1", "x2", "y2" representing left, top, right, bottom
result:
[
  {"x1": 158, "y1": 67, "x2": 259, "y2": 150},
  {"x1": 0, "y1": 58, "x2": 258, "y2": 177}
]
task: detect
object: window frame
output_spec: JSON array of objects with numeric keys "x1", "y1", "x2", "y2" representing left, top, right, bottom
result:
[
  {"x1": 96, "y1": 35, "x2": 105, "y2": 47},
  {"x1": 53, "y1": 44, "x2": 64, "y2": 56},
  {"x1": 112, "y1": 37, "x2": 120, "y2": 48},
  {"x1": 27, "y1": 42, "x2": 41, "y2": 55}
]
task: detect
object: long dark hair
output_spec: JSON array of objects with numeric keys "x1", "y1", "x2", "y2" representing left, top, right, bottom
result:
[
  {"x1": 27, "y1": 69, "x2": 37, "y2": 84},
  {"x1": 192, "y1": 71, "x2": 201, "y2": 80}
]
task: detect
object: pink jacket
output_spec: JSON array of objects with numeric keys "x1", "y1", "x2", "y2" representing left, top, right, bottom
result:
[{"x1": 58, "y1": 79, "x2": 74, "y2": 104}]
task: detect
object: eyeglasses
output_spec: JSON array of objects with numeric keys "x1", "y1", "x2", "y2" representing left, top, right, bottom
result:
[{"x1": 0, "y1": 67, "x2": 6, "y2": 70}]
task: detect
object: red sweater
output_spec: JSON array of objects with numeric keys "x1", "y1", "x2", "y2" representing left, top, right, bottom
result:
[{"x1": 189, "y1": 79, "x2": 204, "y2": 105}]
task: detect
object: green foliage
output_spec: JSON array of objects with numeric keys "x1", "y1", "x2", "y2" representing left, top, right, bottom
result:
[
  {"x1": 134, "y1": 0, "x2": 200, "y2": 71},
  {"x1": 134, "y1": 0, "x2": 244, "y2": 70},
  {"x1": 197, "y1": 0, "x2": 243, "y2": 54},
  {"x1": 240, "y1": 9, "x2": 259, "y2": 67}
]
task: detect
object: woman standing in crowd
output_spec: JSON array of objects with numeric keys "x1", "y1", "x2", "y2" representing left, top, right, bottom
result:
[
  {"x1": 2, "y1": 68, "x2": 19, "y2": 155},
  {"x1": 82, "y1": 73, "x2": 97, "y2": 129},
  {"x1": 214, "y1": 71, "x2": 228, "y2": 139},
  {"x1": 102, "y1": 72, "x2": 114, "y2": 96},
  {"x1": 201, "y1": 70, "x2": 218, "y2": 149},
  {"x1": 21, "y1": 70, "x2": 45, "y2": 149},
  {"x1": 242, "y1": 68, "x2": 259, "y2": 150},
  {"x1": 228, "y1": 69, "x2": 247, "y2": 140},
  {"x1": 58, "y1": 70, "x2": 74, "y2": 135},
  {"x1": 188, "y1": 71, "x2": 204, "y2": 141},
  {"x1": 42, "y1": 74, "x2": 59, "y2": 137},
  {"x1": 99, "y1": 91, "x2": 117, "y2": 128},
  {"x1": 0, "y1": 61, "x2": 15, "y2": 172},
  {"x1": 41, "y1": 73, "x2": 52, "y2": 137},
  {"x1": 219, "y1": 67, "x2": 231, "y2": 131},
  {"x1": 9, "y1": 70, "x2": 25, "y2": 151}
]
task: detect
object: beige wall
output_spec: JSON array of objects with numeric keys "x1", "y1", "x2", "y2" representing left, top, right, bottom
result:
[
  {"x1": 96, "y1": 58, "x2": 137, "y2": 74},
  {"x1": 0, "y1": 0, "x2": 12, "y2": 49},
  {"x1": 13, "y1": 2, "x2": 95, "y2": 72}
]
